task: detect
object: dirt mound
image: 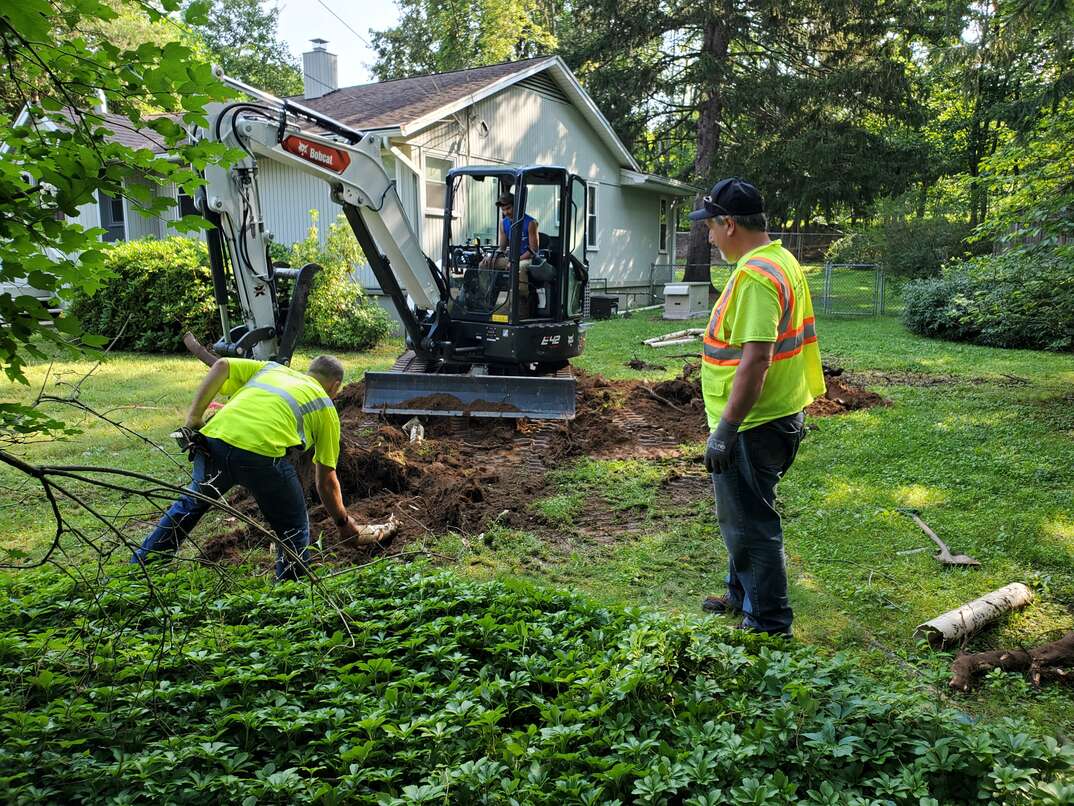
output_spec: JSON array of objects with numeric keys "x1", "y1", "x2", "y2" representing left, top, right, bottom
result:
[
  {"x1": 201, "y1": 363, "x2": 886, "y2": 570},
  {"x1": 807, "y1": 373, "x2": 889, "y2": 416}
]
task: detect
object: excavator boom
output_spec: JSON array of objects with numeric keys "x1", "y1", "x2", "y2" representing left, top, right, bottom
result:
[{"x1": 194, "y1": 70, "x2": 584, "y2": 420}]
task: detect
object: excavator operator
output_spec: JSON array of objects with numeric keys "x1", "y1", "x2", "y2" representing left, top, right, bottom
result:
[
  {"x1": 480, "y1": 191, "x2": 539, "y2": 311},
  {"x1": 131, "y1": 355, "x2": 371, "y2": 580}
]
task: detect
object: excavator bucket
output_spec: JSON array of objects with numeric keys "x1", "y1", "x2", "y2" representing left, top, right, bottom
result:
[{"x1": 363, "y1": 354, "x2": 576, "y2": 420}]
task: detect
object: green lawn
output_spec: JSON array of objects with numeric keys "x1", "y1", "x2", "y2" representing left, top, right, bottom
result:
[{"x1": 3, "y1": 312, "x2": 1074, "y2": 733}]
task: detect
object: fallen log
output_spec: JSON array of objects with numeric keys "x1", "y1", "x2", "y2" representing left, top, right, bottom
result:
[
  {"x1": 643, "y1": 328, "x2": 704, "y2": 347},
  {"x1": 914, "y1": 582, "x2": 1033, "y2": 649},
  {"x1": 950, "y1": 631, "x2": 1074, "y2": 691}
]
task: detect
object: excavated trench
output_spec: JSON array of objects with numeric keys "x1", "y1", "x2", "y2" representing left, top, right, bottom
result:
[{"x1": 201, "y1": 364, "x2": 886, "y2": 568}]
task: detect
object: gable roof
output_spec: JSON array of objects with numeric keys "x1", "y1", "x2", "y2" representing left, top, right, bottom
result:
[
  {"x1": 5, "y1": 107, "x2": 171, "y2": 155},
  {"x1": 62, "y1": 109, "x2": 171, "y2": 153},
  {"x1": 292, "y1": 58, "x2": 550, "y2": 133},
  {"x1": 295, "y1": 56, "x2": 643, "y2": 172}
]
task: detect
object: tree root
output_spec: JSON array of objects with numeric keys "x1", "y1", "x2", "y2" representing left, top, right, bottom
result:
[{"x1": 949, "y1": 631, "x2": 1074, "y2": 691}]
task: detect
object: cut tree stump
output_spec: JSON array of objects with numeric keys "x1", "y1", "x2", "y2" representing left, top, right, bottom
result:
[{"x1": 949, "y1": 631, "x2": 1074, "y2": 691}]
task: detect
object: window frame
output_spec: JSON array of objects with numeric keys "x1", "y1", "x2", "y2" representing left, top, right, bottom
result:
[
  {"x1": 176, "y1": 189, "x2": 199, "y2": 219},
  {"x1": 585, "y1": 182, "x2": 599, "y2": 251},
  {"x1": 423, "y1": 152, "x2": 455, "y2": 217},
  {"x1": 658, "y1": 198, "x2": 668, "y2": 254}
]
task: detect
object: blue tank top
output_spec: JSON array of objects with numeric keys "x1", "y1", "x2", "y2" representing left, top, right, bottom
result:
[{"x1": 502, "y1": 214, "x2": 537, "y2": 256}]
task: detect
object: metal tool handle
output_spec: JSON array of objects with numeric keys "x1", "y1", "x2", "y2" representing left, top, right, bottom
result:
[{"x1": 909, "y1": 512, "x2": 951, "y2": 554}]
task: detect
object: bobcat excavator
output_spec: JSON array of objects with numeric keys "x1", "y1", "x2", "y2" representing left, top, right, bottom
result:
[{"x1": 189, "y1": 71, "x2": 589, "y2": 420}]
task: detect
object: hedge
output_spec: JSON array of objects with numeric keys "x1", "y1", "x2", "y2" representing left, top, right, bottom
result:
[
  {"x1": 903, "y1": 247, "x2": 1074, "y2": 351},
  {"x1": 70, "y1": 237, "x2": 219, "y2": 353},
  {"x1": 826, "y1": 219, "x2": 983, "y2": 279}
]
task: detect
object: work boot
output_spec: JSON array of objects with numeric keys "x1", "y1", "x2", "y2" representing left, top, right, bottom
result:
[{"x1": 701, "y1": 594, "x2": 741, "y2": 615}]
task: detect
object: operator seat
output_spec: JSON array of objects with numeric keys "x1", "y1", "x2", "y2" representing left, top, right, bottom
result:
[{"x1": 529, "y1": 232, "x2": 559, "y2": 318}]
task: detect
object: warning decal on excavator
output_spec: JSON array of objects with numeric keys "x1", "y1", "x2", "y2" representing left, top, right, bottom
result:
[{"x1": 281, "y1": 135, "x2": 351, "y2": 174}]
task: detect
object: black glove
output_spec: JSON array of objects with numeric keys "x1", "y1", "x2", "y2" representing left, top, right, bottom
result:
[
  {"x1": 705, "y1": 418, "x2": 741, "y2": 474},
  {"x1": 170, "y1": 426, "x2": 208, "y2": 462}
]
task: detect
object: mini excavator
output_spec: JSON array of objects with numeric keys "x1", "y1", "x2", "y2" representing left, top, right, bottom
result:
[{"x1": 189, "y1": 70, "x2": 589, "y2": 419}]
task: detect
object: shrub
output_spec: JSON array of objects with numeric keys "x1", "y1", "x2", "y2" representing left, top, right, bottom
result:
[
  {"x1": 901, "y1": 273, "x2": 980, "y2": 342},
  {"x1": 824, "y1": 229, "x2": 883, "y2": 266},
  {"x1": 1, "y1": 564, "x2": 1073, "y2": 803},
  {"x1": 70, "y1": 237, "x2": 218, "y2": 352},
  {"x1": 903, "y1": 246, "x2": 1074, "y2": 351},
  {"x1": 287, "y1": 211, "x2": 395, "y2": 351},
  {"x1": 826, "y1": 219, "x2": 982, "y2": 279}
]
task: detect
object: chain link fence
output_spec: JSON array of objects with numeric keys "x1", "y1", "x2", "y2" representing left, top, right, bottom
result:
[
  {"x1": 816, "y1": 263, "x2": 885, "y2": 317},
  {"x1": 648, "y1": 261, "x2": 902, "y2": 317}
]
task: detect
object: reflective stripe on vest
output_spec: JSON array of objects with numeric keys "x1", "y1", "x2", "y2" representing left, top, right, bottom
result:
[
  {"x1": 702, "y1": 257, "x2": 814, "y2": 367},
  {"x1": 245, "y1": 362, "x2": 333, "y2": 448}
]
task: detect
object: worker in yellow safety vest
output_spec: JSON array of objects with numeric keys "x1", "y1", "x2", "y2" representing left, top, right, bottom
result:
[
  {"x1": 131, "y1": 355, "x2": 368, "y2": 580},
  {"x1": 690, "y1": 178, "x2": 826, "y2": 637}
]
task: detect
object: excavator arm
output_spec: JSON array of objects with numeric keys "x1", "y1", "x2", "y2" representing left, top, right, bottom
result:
[
  {"x1": 189, "y1": 71, "x2": 581, "y2": 420},
  {"x1": 196, "y1": 71, "x2": 446, "y2": 362}
]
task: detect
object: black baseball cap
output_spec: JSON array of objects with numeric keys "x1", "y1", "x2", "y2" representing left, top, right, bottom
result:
[
  {"x1": 495, "y1": 192, "x2": 515, "y2": 207},
  {"x1": 688, "y1": 178, "x2": 765, "y2": 221}
]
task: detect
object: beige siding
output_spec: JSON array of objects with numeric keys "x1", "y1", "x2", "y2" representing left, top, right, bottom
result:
[
  {"x1": 407, "y1": 83, "x2": 664, "y2": 291},
  {"x1": 72, "y1": 196, "x2": 100, "y2": 232},
  {"x1": 592, "y1": 187, "x2": 665, "y2": 294},
  {"x1": 122, "y1": 174, "x2": 165, "y2": 240},
  {"x1": 256, "y1": 157, "x2": 339, "y2": 246}
]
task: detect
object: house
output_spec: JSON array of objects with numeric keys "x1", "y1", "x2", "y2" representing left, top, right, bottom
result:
[{"x1": 50, "y1": 43, "x2": 696, "y2": 311}]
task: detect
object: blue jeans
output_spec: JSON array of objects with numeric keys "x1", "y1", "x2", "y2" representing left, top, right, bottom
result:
[
  {"x1": 712, "y1": 411, "x2": 805, "y2": 635},
  {"x1": 131, "y1": 437, "x2": 310, "y2": 580}
]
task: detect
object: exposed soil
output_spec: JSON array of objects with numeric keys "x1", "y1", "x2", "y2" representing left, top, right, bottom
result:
[
  {"x1": 399, "y1": 393, "x2": 521, "y2": 414},
  {"x1": 626, "y1": 358, "x2": 667, "y2": 372},
  {"x1": 807, "y1": 374, "x2": 890, "y2": 416},
  {"x1": 201, "y1": 363, "x2": 887, "y2": 570},
  {"x1": 841, "y1": 369, "x2": 1030, "y2": 389}
]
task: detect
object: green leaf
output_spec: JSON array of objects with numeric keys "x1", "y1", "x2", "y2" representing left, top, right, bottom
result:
[{"x1": 183, "y1": 0, "x2": 211, "y2": 26}]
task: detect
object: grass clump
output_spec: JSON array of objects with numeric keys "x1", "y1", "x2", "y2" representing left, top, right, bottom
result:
[{"x1": 550, "y1": 457, "x2": 668, "y2": 512}]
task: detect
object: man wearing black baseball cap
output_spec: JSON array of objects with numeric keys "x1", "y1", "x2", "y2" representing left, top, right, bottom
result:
[{"x1": 692, "y1": 178, "x2": 826, "y2": 637}]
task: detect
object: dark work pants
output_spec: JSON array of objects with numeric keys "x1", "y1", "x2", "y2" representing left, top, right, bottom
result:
[
  {"x1": 131, "y1": 436, "x2": 310, "y2": 580},
  {"x1": 712, "y1": 411, "x2": 805, "y2": 635}
]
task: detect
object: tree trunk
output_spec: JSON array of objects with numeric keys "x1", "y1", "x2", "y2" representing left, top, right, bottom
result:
[{"x1": 684, "y1": 16, "x2": 729, "y2": 290}]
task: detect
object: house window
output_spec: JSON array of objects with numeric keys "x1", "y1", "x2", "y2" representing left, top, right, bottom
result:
[
  {"x1": 586, "y1": 183, "x2": 598, "y2": 250},
  {"x1": 425, "y1": 156, "x2": 452, "y2": 212},
  {"x1": 659, "y1": 199, "x2": 668, "y2": 253},
  {"x1": 98, "y1": 191, "x2": 126, "y2": 243},
  {"x1": 177, "y1": 191, "x2": 199, "y2": 218}
]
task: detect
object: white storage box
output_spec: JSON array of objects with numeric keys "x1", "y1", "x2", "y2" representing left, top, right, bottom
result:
[{"x1": 663, "y1": 282, "x2": 711, "y2": 320}]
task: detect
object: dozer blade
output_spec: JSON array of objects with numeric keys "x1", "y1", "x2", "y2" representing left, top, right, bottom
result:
[{"x1": 363, "y1": 370, "x2": 576, "y2": 420}]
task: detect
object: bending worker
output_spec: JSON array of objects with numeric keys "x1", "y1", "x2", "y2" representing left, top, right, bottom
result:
[
  {"x1": 692, "y1": 178, "x2": 825, "y2": 637},
  {"x1": 132, "y1": 355, "x2": 365, "y2": 580},
  {"x1": 480, "y1": 191, "x2": 539, "y2": 310}
]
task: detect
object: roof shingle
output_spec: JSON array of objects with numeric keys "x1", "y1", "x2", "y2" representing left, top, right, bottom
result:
[{"x1": 290, "y1": 57, "x2": 552, "y2": 132}]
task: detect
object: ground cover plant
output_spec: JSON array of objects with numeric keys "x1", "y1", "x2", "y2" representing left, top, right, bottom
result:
[{"x1": 2, "y1": 563, "x2": 1074, "y2": 804}]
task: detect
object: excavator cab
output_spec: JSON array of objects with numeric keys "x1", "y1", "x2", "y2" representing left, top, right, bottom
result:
[
  {"x1": 438, "y1": 166, "x2": 588, "y2": 366},
  {"x1": 443, "y1": 166, "x2": 587, "y2": 334},
  {"x1": 363, "y1": 165, "x2": 590, "y2": 420}
]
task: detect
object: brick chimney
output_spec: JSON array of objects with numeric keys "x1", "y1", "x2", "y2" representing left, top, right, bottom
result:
[{"x1": 302, "y1": 38, "x2": 338, "y2": 99}]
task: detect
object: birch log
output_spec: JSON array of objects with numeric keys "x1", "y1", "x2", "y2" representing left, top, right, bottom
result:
[
  {"x1": 643, "y1": 328, "x2": 705, "y2": 347},
  {"x1": 915, "y1": 583, "x2": 1034, "y2": 649}
]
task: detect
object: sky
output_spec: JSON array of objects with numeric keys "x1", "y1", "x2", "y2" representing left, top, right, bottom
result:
[{"x1": 275, "y1": 0, "x2": 400, "y2": 88}]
